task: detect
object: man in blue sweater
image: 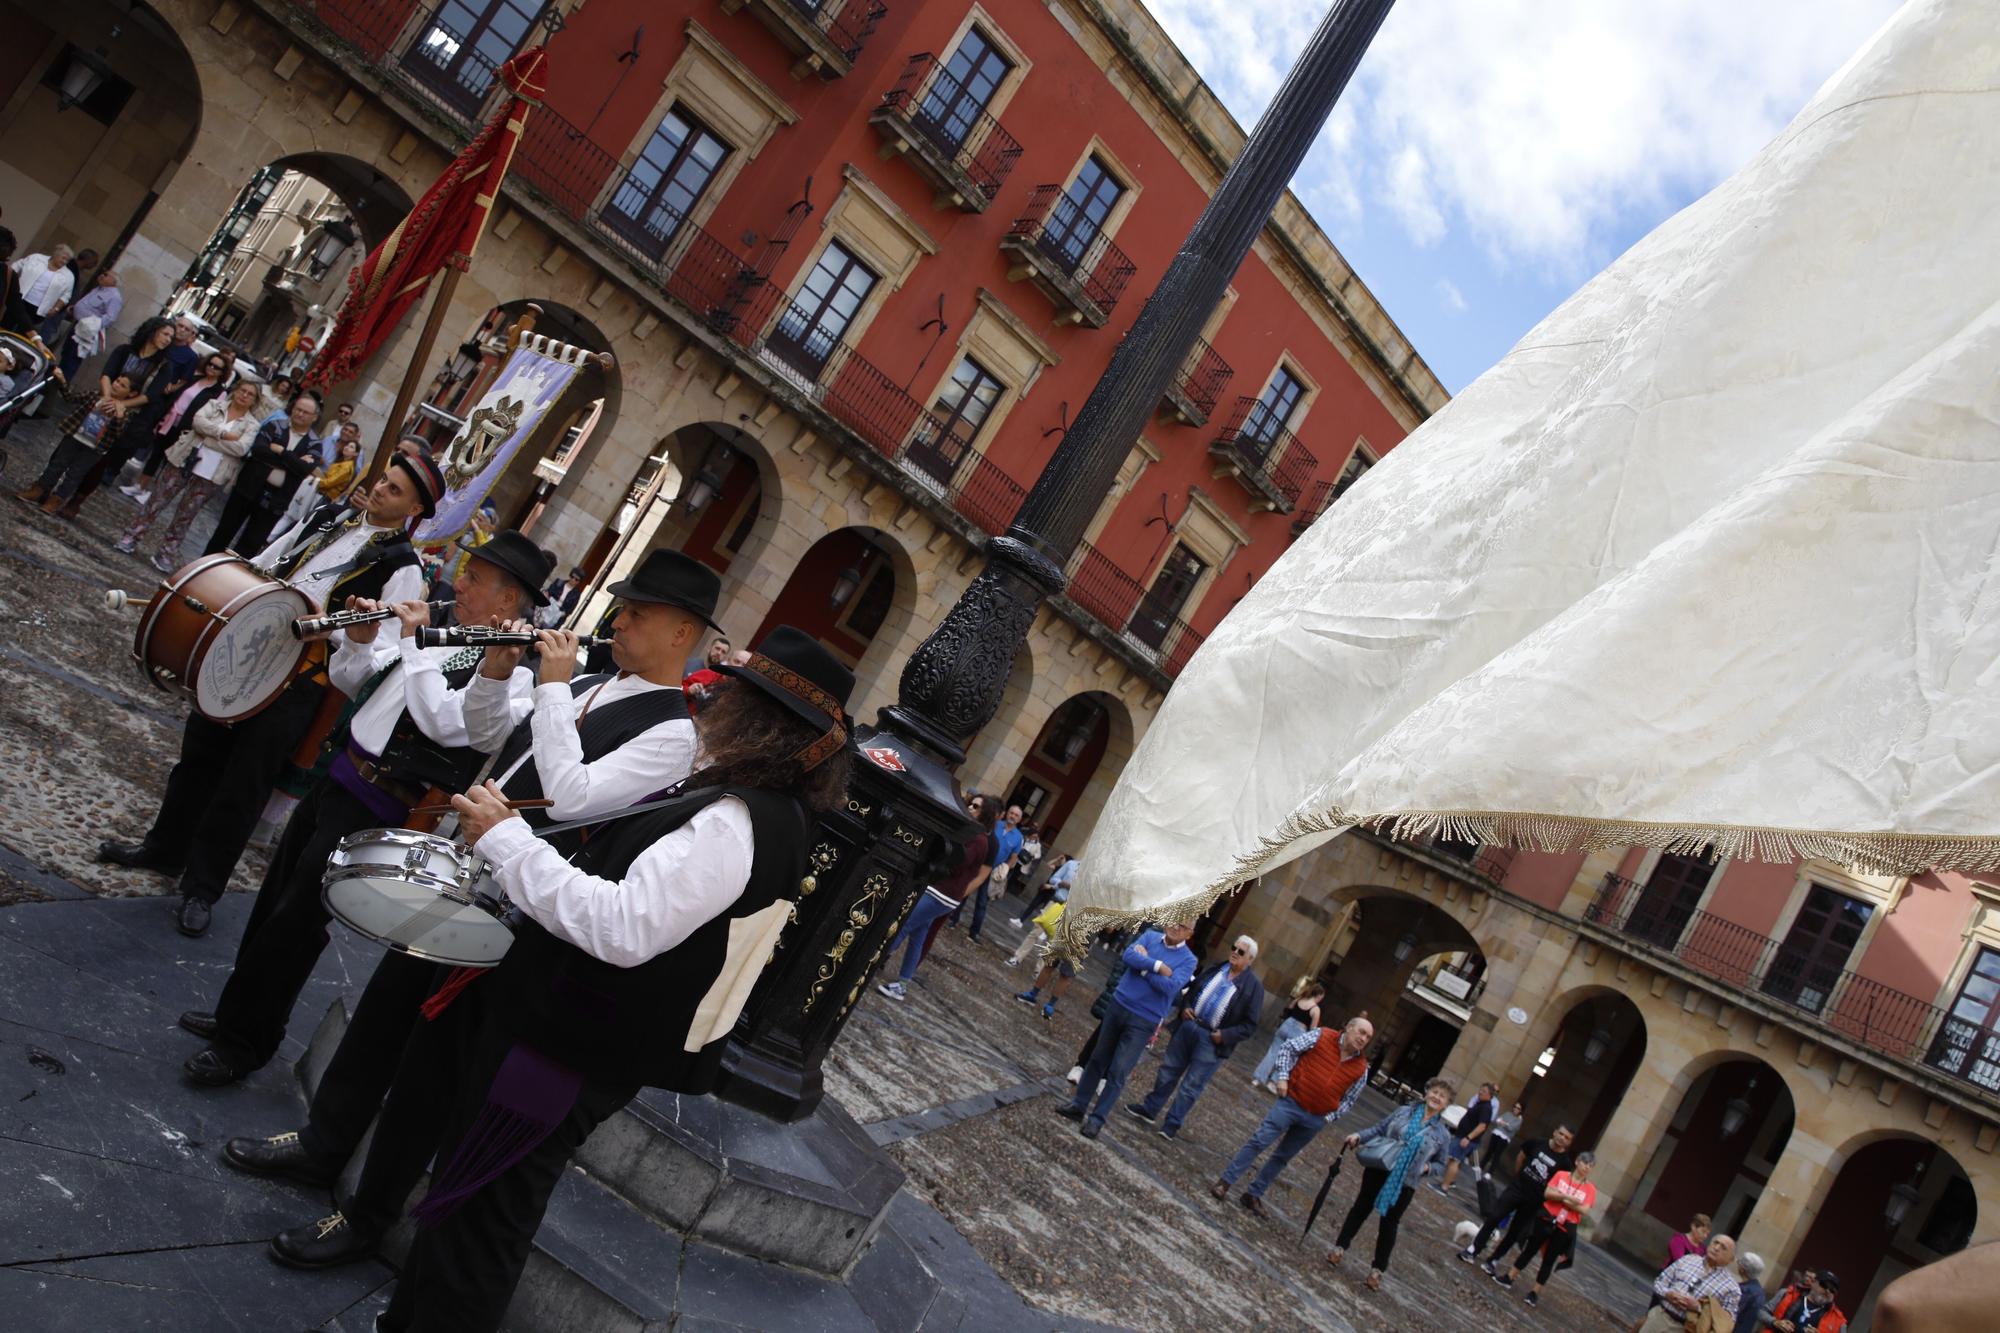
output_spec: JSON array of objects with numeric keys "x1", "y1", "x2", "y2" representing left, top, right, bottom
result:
[{"x1": 1056, "y1": 923, "x2": 1196, "y2": 1139}]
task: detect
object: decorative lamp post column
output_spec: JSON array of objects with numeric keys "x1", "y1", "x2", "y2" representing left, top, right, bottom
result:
[{"x1": 719, "y1": 0, "x2": 1397, "y2": 1121}]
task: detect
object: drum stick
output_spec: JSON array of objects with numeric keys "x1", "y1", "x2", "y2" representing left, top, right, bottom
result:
[{"x1": 406, "y1": 797, "x2": 556, "y2": 817}]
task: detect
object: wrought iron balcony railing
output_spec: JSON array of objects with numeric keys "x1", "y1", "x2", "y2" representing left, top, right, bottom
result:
[
  {"x1": 1062, "y1": 542, "x2": 1205, "y2": 679},
  {"x1": 998, "y1": 185, "x2": 1138, "y2": 328},
  {"x1": 870, "y1": 53, "x2": 1023, "y2": 211},
  {"x1": 1209, "y1": 396, "x2": 1318, "y2": 513},
  {"x1": 720, "y1": 0, "x2": 888, "y2": 77},
  {"x1": 1162, "y1": 335, "x2": 1234, "y2": 426},
  {"x1": 1585, "y1": 872, "x2": 1995, "y2": 1102}
]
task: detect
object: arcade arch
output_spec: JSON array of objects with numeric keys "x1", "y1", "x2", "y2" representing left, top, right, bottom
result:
[
  {"x1": 1627, "y1": 1054, "x2": 1798, "y2": 1257},
  {"x1": 1511, "y1": 987, "x2": 1648, "y2": 1153},
  {"x1": 1317, "y1": 887, "x2": 1490, "y2": 1090},
  {"x1": 1787, "y1": 1131, "x2": 1977, "y2": 1324},
  {"x1": 755, "y1": 526, "x2": 918, "y2": 707}
]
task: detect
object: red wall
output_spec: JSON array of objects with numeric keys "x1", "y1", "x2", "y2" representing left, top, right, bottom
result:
[
  {"x1": 754, "y1": 528, "x2": 878, "y2": 666},
  {"x1": 1499, "y1": 850, "x2": 1587, "y2": 910},
  {"x1": 1010, "y1": 706, "x2": 1111, "y2": 845},
  {"x1": 534, "y1": 1, "x2": 1417, "y2": 642}
]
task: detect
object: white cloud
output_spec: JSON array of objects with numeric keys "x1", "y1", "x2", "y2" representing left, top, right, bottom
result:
[
  {"x1": 1436, "y1": 277, "x2": 1467, "y2": 312},
  {"x1": 1147, "y1": 0, "x2": 1901, "y2": 269}
]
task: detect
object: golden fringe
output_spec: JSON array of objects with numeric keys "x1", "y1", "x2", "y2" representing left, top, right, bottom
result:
[{"x1": 1044, "y1": 808, "x2": 2000, "y2": 963}]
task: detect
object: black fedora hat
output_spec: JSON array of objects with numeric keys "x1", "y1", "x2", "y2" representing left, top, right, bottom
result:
[
  {"x1": 467, "y1": 531, "x2": 557, "y2": 606},
  {"x1": 716, "y1": 625, "x2": 855, "y2": 769},
  {"x1": 606, "y1": 548, "x2": 724, "y2": 630}
]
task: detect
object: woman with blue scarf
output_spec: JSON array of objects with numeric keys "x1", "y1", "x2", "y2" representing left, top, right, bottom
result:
[{"x1": 1327, "y1": 1076, "x2": 1454, "y2": 1290}]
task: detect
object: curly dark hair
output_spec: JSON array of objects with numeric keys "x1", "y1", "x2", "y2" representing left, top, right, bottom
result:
[{"x1": 686, "y1": 678, "x2": 852, "y2": 813}]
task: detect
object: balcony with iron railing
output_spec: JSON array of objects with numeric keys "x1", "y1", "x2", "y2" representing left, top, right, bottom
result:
[
  {"x1": 1161, "y1": 335, "x2": 1234, "y2": 427},
  {"x1": 998, "y1": 185, "x2": 1138, "y2": 329},
  {"x1": 1585, "y1": 872, "x2": 1999, "y2": 1103},
  {"x1": 1290, "y1": 478, "x2": 1335, "y2": 536},
  {"x1": 720, "y1": 0, "x2": 888, "y2": 79},
  {"x1": 868, "y1": 53, "x2": 1023, "y2": 212},
  {"x1": 1209, "y1": 396, "x2": 1318, "y2": 514},
  {"x1": 1061, "y1": 542, "x2": 1206, "y2": 679}
]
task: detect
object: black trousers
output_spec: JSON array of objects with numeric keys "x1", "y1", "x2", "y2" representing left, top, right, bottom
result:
[
  {"x1": 203, "y1": 490, "x2": 283, "y2": 556},
  {"x1": 378, "y1": 991, "x2": 637, "y2": 1333},
  {"x1": 1334, "y1": 1167, "x2": 1416, "y2": 1273},
  {"x1": 208, "y1": 778, "x2": 394, "y2": 1067},
  {"x1": 1481, "y1": 1186, "x2": 1545, "y2": 1265},
  {"x1": 297, "y1": 949, "x2": 447, "y2": 1176},
  {"x1": 143, "y1": 677, "x2": 325, "y2": 905},
  {"x1": 1509, "y1": 1215, "x2": 1575, "y2": 1285}
]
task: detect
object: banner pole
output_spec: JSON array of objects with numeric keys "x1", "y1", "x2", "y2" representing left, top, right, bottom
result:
[{"x1": 358, "y1": 263, "x2": 465, "y2": 492}]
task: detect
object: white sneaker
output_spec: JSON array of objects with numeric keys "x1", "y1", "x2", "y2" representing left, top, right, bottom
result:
[
  {"x1": 1003, "y1": 957, "x2": 1020, "y2": 968},
  {"x1": 124, "y1": 488, "x2": 150, "y2": 506},
  {"x1": 876, "y1": 981, "x2": 907, "y2": 1001},
  {"x1": 1066, "y1": 1065, "x2": 1083, "y2": 1083}
]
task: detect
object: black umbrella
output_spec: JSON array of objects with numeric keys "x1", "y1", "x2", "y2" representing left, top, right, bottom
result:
[{"x1": 1302, "y1": 1143, "x2": 1349, "y2": 1238}]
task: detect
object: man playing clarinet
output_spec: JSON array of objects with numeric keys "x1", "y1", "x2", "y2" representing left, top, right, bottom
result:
[
  {"x1": 176, "y1": 528, "x2": 555, "y2": 1087},
  {"x1": 96, "y1": 451, "x2": 446, "y2": 936},
  {"x1": 223, "y1": 552, "x2": 727, "y2": 1270}
]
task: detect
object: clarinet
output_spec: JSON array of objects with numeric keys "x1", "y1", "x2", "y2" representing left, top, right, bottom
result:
[{"x1": 415, "y1": 626, "x2": 612, "y2": 649}]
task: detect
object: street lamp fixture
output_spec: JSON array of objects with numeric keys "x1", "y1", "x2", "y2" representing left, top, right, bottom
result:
[
  {"x1": 829, "y1": 561, "x2": 864, "y2": 611},
  {"x1": 1393, "y1": 931, "x2": 1418, "y2": 963},
  {"x1": 309, "y1": 218, "x2": 357, "y2": 274},
  {"x1": 1884, "y1": 1161, "x2": 1925, "y2": 1230},
  {"x1": 447, "y1": 338, "x2": 486, "y2": 384},
  {"x1": 1720, "y1": 1076, "x2": 1758, "y2": 1139},
  {"x1": 1583, "y1": 1025, "x2": 1614, "y2": 1065},
  {"x1": 682, "y1": 449, "x2": 731, "y2": 514},
  {"x1": 54, "y1": 48, "x2": 111, "y2": 113}
]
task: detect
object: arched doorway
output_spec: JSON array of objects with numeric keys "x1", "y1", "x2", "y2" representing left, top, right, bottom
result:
[
  {"x1": 1320, "y1": 889, "x2": 1488, "y2": 1091},
  {"x1": 170, "y1": 155, "x2": 416, "y2": 368},
  {"x1": 1519, "y1": 989, "x2": 1647, "y2": 1151},
  {"x1": 0, "y1": 2, "x2": 202, "y2": 274},
  {"x1": 1791, "y1": 1136, "x2": 1977, "y2": 1326},
  {"x1": 755, "y1": 527, "x2": 911, "y2": 688},
  {"x1": 1004, "y1": 692, "x2": 1116, "y2": 846},
  {"x1": 1631, "y1": 1056, "x2": 1796, "y2": 1253}
]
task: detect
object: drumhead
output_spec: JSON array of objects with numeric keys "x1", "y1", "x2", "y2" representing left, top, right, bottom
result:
[
  {"x1": 324, "y1": 873, "x2": 514, "y2": 967},
  {"x1": 193, "y1": 585, "x2": 312, "y2": 719}
]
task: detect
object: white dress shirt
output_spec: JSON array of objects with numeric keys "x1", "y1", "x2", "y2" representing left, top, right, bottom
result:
[
  {"x1": 477, "y1": 796, "x2": 754, "y2": 968},
  {"x1": 254, "y1": 517, "x2": 425, "y2": 613},
  {"x1": 329, "y1": 632, "x2": 533, "y2": 757},
  {"x1": 463, "y1": 673, "x2": 697, "y2": 820}
]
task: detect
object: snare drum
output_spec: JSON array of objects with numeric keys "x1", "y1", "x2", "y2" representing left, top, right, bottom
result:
[
  {"x1": 323, "y1": 828, "x2": 515, "y2": 967},
  {"x1": 133, "y1": 554, "x2": 311, "y2": 722}
]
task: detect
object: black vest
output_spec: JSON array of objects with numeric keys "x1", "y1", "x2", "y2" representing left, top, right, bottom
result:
[
  {"x1": 492, "y1": 676, "x2": 691, "y2": 851},
  {"x1": 486, "y1": 785, "x2": 812, "y2": 1092},
  {"x1": 275, "y1": 506, "x2": 419, "y2": 606},
  {"x1": 368, "y1": 655, "x2": 489, "y2": 793}
]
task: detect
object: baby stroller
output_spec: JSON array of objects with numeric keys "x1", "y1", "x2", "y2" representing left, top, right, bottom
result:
[{"x1": 0, "y1": 329, "x2": 62, "y2": 481}]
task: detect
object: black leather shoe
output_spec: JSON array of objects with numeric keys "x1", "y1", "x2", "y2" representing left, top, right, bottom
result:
[
  {"x1": 224, "y1": 1130, "x2": 338, "y2": 1187},
  {"x1": 96, "y1": 839, "x2": 183, "y2": 875},
  {"x1": 174, "y1": 895, "x2": 211, "y2": 938},
  {"x1": 178, "y1": 1010, "x2": 218, "y2": 1039},
  {"x1": 184, "y1": 1046, "x2": 253, "y2": 1087},
  {"x1": 1052, "y1": 1102, "x2": 1084, "y2": 1121},
  {"x1": 269, "y1": 1210, "x2": 381, "y2": 1271}
]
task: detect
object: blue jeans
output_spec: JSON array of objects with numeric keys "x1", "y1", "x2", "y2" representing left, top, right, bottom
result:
[
  {"x1": 966, "y1": 879, "x2": 992, "y2": 938},
  {"x1": 892, "y1": 894, "x2": 956, "y2": 983},
  {"x1": 1137, "y1": 1020, "x2": 1223, "y2": 1131},
  {"x1": 1069, "y1": 1000, "x2": 1153, "y2": 1126},
  {"x1": 1220, "y1": 1096, "x2": 1327, "y2": 1198},
  {"x1": 1251, "y1": 1017, "x2": 1306, "y2": 1083}
]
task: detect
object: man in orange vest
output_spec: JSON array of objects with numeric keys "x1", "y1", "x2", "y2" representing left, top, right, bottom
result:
[
  {"x1": 1771, "y1": 1270, "x2": 1848, "y2": 1333},
  {"x1": 1210, "y1": 1014, "x2": 1374, "y2": 1217}
]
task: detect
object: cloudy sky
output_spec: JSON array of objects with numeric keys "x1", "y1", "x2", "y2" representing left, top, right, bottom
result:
[{"x1": 1146, "y1": 0, "x2": 1904, "y2": 392}]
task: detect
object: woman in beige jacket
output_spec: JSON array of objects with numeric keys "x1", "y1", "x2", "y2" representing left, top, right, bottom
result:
[{"x1": 117, "y1": 380, "x2": 261, "y2": 570}]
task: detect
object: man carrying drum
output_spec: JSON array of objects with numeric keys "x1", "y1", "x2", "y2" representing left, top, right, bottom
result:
[
  {"x1": 175, "y1": 528, "x2": 558, "y2": 1088},
  {"x1": 96, "y1": 451, "x2": 446, "y2": 937},
  {"x1": 220, "y1": 551, "x2": 727, "y2": 1270}
]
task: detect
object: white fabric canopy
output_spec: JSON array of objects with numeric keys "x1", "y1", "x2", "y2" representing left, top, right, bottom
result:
[{"x1": 1069, "y1": 0, "x2": 2000, "y2": 937}]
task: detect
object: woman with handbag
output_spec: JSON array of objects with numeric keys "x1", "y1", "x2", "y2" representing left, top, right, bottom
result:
[{"x1": 1327, "y1": 1076, "x2": 1454, "y2": 1290}]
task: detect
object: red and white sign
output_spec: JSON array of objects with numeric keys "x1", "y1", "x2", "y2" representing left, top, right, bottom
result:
[{"x1": 862, "y1": 746, "x2": 906, "y2": 773}]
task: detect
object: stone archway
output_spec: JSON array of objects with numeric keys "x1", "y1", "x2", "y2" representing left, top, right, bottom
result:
[
  {"x1": 755, "y1": 525, "x2": 919, "y2": 709},
  {"x1": 1508, "y1": 986, "x2": 1648, "y2": 1154},
  {"x1": 1002, "y1": 691, "x2": 1121, "y2": 846},
  {"x1": 1319, "y1": 886, "x2": 1491, "y2": 1089},
  {"x1": 1624, "y1": 1053, "x2": 1798, "y2": 1262},
  {"x1": 1785, "y1": 1131, "x2": 1977, "y2": 1326}
]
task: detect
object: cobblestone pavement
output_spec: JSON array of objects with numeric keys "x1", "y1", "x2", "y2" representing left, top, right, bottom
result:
[{"x1": 0, "y1": 415, "x2": 1653, "y2": 1330}]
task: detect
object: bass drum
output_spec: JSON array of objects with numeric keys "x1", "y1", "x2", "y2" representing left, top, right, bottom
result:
[
  {"x1": 132, "y1": 554, "x2": 311, "y2": 722},
  {"x1": 323, "y1": 828, "x2": 515, "y2": 967}
]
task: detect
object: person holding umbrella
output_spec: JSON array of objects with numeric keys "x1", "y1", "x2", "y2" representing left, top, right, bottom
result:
[
  {"x1": 1210, "y1": 1015, "x2": 1373, "y2": 1217},
  {"x1": 1327, "y1": 1077, "x2": 1455, "y2": 1291}
]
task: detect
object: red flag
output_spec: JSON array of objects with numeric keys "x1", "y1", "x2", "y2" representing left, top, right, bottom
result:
[{"x1": 305, "y1": 47, "x2": 549, "y2": 389}]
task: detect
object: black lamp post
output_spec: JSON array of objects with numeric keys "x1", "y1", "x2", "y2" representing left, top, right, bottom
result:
[{"x1": 718, "y1": 0, "x2": 1397, "y2": 1121}]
